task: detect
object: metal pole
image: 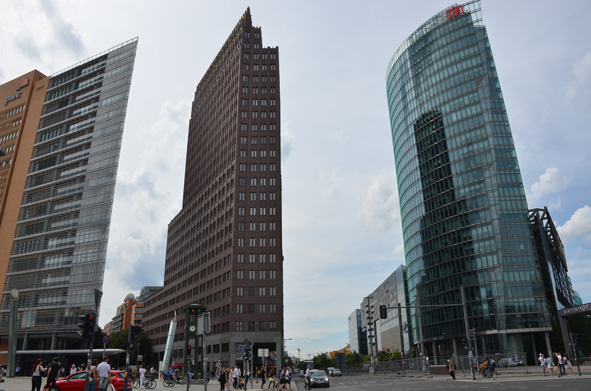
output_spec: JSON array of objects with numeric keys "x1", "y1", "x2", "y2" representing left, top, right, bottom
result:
[
  {"x1": 203, "y1": 323, "x2": 207, "y2": 391},
  {"x1": 7, "y1": 295, "x2": 18, "y2": 378},
  {"x1": 460, "y1": 285, "x2": 474, "y2": 379},
  {"x1": 397, "y1": 303, "x2": 404, "y2": 358}
]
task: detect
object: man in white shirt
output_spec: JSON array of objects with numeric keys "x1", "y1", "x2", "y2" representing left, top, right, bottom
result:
[
  {"x1": 233, "y1": 366, "x2": 241, "y2": 389},
  {"x1": 96, "y1": 356, "x2": 111, "y2": 391}
]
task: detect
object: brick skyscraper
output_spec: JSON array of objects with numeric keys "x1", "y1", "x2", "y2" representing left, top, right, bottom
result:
[{"x1": 143, "y1": 8, "x2": 283, "y2": 369}]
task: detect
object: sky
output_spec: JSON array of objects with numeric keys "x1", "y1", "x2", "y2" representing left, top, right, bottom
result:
[{"x1": 1, "y1": 0, "x2": 591, "y2": 360}]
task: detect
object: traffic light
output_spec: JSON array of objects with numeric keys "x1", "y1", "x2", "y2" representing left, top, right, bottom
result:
[
  {"x1": 77, "y1": 312, "x2": 95, "y2": 342},
  {"x1": 379, "y1": 305, "x2": 388, "y2": 319},
  {"x1": 130, "y1": 325, "x2": 143, "y2": 341},
  {"x1": 187, "y1": 345, "x2": 192, "y2": 355}
]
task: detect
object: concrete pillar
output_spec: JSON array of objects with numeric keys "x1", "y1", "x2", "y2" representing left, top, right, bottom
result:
[
  {"x1": 544, "y1": 332, "x2": 552, "y2": 358},
  {"x1": 50, "y1": 333, "x2": 57, "y2": 350}
]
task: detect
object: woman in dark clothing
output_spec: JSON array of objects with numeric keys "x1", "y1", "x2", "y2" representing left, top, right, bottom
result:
[{"x1": 218, "y1": 368, "x2": 227, "y2": 391}]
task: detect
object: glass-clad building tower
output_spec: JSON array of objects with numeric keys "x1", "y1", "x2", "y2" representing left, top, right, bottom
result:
[
  {"x1": 0, "y1": 39, "x2": 138, "y2": 353},
  {"x1": 386, "y1": 1, "x2": 551, "y2": 359}
]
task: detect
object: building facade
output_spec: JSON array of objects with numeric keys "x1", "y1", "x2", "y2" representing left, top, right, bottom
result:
[
  {"x1": 0, "y1": 39, "x2": 138, "y2": 358},
  {"x1": 347, "y1": 309, "x2": 367, "y2": 355},
  {"x1": 386, "y1": 1, "x2": 551, "y2": 361},
  {"x1": 142, "y1": 8, "x2": 283, "y2": 370},
  {"x1": 360, "y1": 265, "x2": 410, "y2": 358}
]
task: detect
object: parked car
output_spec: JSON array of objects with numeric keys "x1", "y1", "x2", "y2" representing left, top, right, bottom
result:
[
  {"x1": 502, "y1": 358, "x2": 524, "y2": 367},
  {"x1": 327, "y1": 367, "x2": 341, "y2": 376},
  {"x1": 45, "y1": 370, "x2": 126, "y2": 391},
  {"x1": 309, "y1": 369, "x2": 330, "y2": 388}
]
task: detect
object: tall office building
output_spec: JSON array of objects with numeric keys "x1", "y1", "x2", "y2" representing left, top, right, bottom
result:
[
  {"x1": 143, "y1": 8, "x2": 283, "y2": 369},
  {"x1": 0, "y1": 39, "x2": 138, "y2": 356},
  {"x1": 386, "y1": 1, "x2": 551, "y2": 360}
]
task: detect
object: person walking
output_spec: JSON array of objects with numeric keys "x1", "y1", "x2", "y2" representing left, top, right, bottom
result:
[
  {"x1": 304, "y1": 366, "x2": 311, "y2": 390},
  {"x1": 446, "y1": 359, "x2": 456, "y2": 380},
  {"x1": 260, "y1": 367, "x2": 266, "y2": 389},
  {"x1": 85, "y1": 358, "x2": 98, "y2": 391},
  {"x1": 539, "y1": 353, "x2": 547, "y2": 376},
  {"x1": 565, "y1": 353, "x2": 574, "y2": 375},
  {"x1": 218, "y1": 368, "x2": 228, "y2": 391},
  {"x1": 31, "y1": 359, "x2": 46, "y2": 391},
  {"x1": 267, "y1": 369, "x2": 276, "y2": 389},
  {"x1": 45, "y1": 357, "x2": 62, "y2": 391},
  {"x1": 97, "y1": 356, "x2": 111, "y2": 391},
  {"x1": 139, "y1": 365, "x2": 147, "y2": 388}
]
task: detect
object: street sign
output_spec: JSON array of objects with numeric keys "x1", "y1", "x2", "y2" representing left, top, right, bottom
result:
[
  {"x1": 103, "y1": 336, "x2": 110, "y2": 345},
  {"x1": 138, "y1": 355, "x2": 143, "y2": 362},
  {"x1": 258, "y1": 348, "x2": 269, "y2": 357}
]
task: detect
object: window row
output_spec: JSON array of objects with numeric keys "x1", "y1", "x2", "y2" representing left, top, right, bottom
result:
[
  {"x1": 236, "y1": 253, "x2": 279, "y2": 263},
  {"x1": 239, "y1": 149, "x2": 277, "y2": 158},
  {"x1": 243, "y1": 52, "x2": 275, "y2": 60},
  {"x1": 236, "y1": 286, "x2": 278, "y2": 296},
  {"x1": 238, "y1": 163, "x2": 277, "y2": 172},
  {"x1": 241, "y1": 87, "x2": 277, "y2": 94},
  {"x1": 235, "y1": 237, "x2": 278, "y2": 247},
  {"x1": 238, "y1": 192, "x2": 278, "y2": 201},
  {"x1": 240, "y1": 111, "x2": 278, "y2": 119},
  {"x1": 235, "y1": 321, "x2": 278, "y2": 332},
  {"x1": 236, "y1": 270, "x2": 278, "y2": 279},
  {"x1": 237, "y1": 207, "x2": 278, "y2": 216}
]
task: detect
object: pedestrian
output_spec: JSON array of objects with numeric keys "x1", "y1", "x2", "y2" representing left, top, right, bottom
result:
[
  {"x1": 96, "y1": 356, "x2": 111, "y2": 391},
  {"x1": 285, "y1": 367, "x2": 292, "y2": 391},
  {"x1": 267, "y1": 369, "x2": 275, "y2": 389},
  {"x1": 245, "y1": 369, "x2": 251, "y2": 389},
  {"x1": 85, "y1": 358, "x2": 98, "y2": 391},
  {"x1": 539, "y1": 353, "x2": 547, "y2": 376},
  {"x1": 565, "y1": 353, "x2": 574, "y2": 375},
  {"x1": 260, "y1": 367, "x2": 266, "y2": 389},
  {"x1": 233, "y1": 366, "x2": 240, "y2": 389},
  {"x1": 304, "y1": 366, "x2": 311, "y2": 390},
  {"x1": 31, "y1": 359, "x2": 46, "y2": 391},
  {"x1": 70, "y1": 364, "x2": 77, "y2": 376},
  {"x1": 139, "y1": 365, "x2": 146, "y2": 388},
  {"x1": 446, "y1": 359, "x2": 456, "y2": 380},
  {"x1": 557, "y1": 353, "x2": 565, "y2": 377},
  {"x1": 219, "y1": 368, "x2": 228, "y2": 391},
  {"x1": 45, "y1": 357, "x2": 62, "y2": 390}
]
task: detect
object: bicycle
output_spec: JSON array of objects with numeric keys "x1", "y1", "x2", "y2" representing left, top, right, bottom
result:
[{"x1": 161, "y1": 371, "x2": 177, "y2": 387}]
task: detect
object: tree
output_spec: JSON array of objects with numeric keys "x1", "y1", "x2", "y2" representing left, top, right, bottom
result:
[
  {"x1": 376, "y1": 350, "x2": 390, "y2": 362},
  {"x1": 313, "y1": 352, "x2": 333, "y2": 369},
  {"x1": 346, "y1": 351, "x2": 364, "y2": 366}
]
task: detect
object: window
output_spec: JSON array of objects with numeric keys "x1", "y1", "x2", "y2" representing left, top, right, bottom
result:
[
  {"x1": 249, "y1": 271, "x2": 256, "y2": 280},
  {"x1": 270, "y1": 53, "x2": 276, "y2": 59},
  {"x1": 270, "y1": 287, "x2": 277, "y2": 296},
  {"x1": 270, "y1": 254, "x2": 276, "y2": 263},
  {"x1": 250, "y1": 178, "x2": 257, "y2": 186},
  {"x1": 259, "y1": 304, "x2": 266, "y2": 314},
  {"x1": 270, "y1": 192, "x2": 276, "y2": 201},
  {"x1": 239, "y1": 164, "x2": 246, "y2": 172},
  {"x1": 238, "y1": 207, "x2": 245, "y2": 216},
  {"x1": 250, "y1": 222, "x2": 257, "y2": 231},
  {"x1": 249, "y1": 304, "x2": 255, "y2": 314},
  {"x1": 253, "y1": 87, "x2": 258, "y2": 94},
  {"x1": 270, "y1": 207, "x2": 276, "y2": 216},
  {"x1": 249, "y1": 238, "x2": 256, "y2": 246},
  {"x1": 260, "y1": 208, "x2": 266, "y2": 216},
  {"x1": 262, "y1": 87, "x2": 267, "y2": 94},
  {"x1": 261, "y1": 99, "x2": 267, "y2": 106},
  {"x1": 241, "y1": 111, "x2": 248, "y2": 118},
  {"x1": 240, "y1": 136, "x2": 247, "y2": 144},
  {"x1": 253, "y1": 64, "x2": 259, "y2": 71},
  {"x1": 259, "y1": 238, "x2": 266, "y2": 247},
  {"x1": 270, "y1": 64, "x2": 276, "y2": 71},
  {"x1": 252, "y1": 124, "x2": 258, "y2": 131},
  {"x1": 250, "y1": 192, "x2": 257, "y2": 201},
  {"x1": 261, "y1": 111, "x2": 267, "y2": 118},
  {"x1": 237, "y1": 304, "x2": 243, "y2": 313},
  {"x1": 243, "y1": 64, "x2": 249, "y2": 71},
  {"x1": 242, "y1": 86, "x2": 248, "y2": 93},
  {"x1": 270, "y1": 304, "x2": 277, "y2": 313},
  {"x1": 238, "y1": 222, "x2": 245, "y2": 231},
  {"x1": 259, "y1": 254, "x2": 266, "y2": 263},
  {"x1": 236, "y1": 321, "x2": 243, "y2": 331},
  {"x1": 270, "y1": 87, "x2": 276, "y2": 94},
  {"x1": 270, "y1": 222, "x2": 276, "y2": 230},
  {"x1": 270, "y1": 163, "x2": 276, "y2": 171},
  {"x1": 270, "y1": 238, "x2": 276, "y2": 246},
  {"x1": 239, "y1": 177, "x2": 246, "y2": 186},
  {"x1": 237, "y1": 238, "x2": 244, "y2": 247},
  {"x1": 249, "y1": 287, "x2": 256, "y2": 296},
  {"x1": 262, "y1": 64, "x2": 268, "y2": 71},
  {"x1": 249, "y1": 254, "x2": 256, "y2": 263},
  {"x1": 253, "y1": 75, "x2": 259, "y2": 82},
  {"x1": 260, "y1": 287, "x2": 266, "y2": 296},
  {"x1": 251, "y1": 149, "x2": 257, "y2": 158},
  {"x1": 260, "y1": 192, "x2": 266, "y2": 201},
  {"x1": 252, "y1": 99, "x2": 258, "y2": 106},
  {"x1": 240, "y1": 149, "x2": 247, "y2": 157},
  {"x1": 260, "y1": 270, "x2": 267, "y2": 279},
  {"x1": 270, "y1": 270, "x2": 276, "y2": 279},
  {"x1": 270, "y1": 149, "x2": 276, "y2": 157},
  {"x1": 251, "y1": 164, "x2": 257, "y2": 172},
  {"x1": 270, "y1": 136, "x2": 276, "y2": 144},
  {"x1": 260, "y1": 164, "x2": 267, "y2": 172},
  {"x1": 252, "y1": 111, "x2": 258, "y2": 119},
  {"x1": 251, "y1": 136, "x2": 258, "y2": 144},
  {"x1": 270, "y1": 124, "x2": 276, "y2": 131},
  {"x1": 260, "y1": 178, "x2": 267, "y2": 186},
  {"x1": 269, "y1": 178, "x2": 275, "y2": 186},
  {"x1": 260, "y1": 150, "x2": 267, "y2": 158},
  {"x1": 237, "y1": 270, "x2": 244, "y2": 279},
  {"x1": 242, "y1": 75, "x2": 249, "y2": 82},
  {"x1": 260, "y1": 222, "x2": 266, "y2": 231},
  {"x1": 250, "y1": 207, "x2": 257, "y2": 216},
  {"x1": 242, "y1": 98, "x2": 248, "y2": 106},
  {"x1": 261, "y1": 124, "x2": 267, "y2": 131},
  {"x1": 237, "y1": 254, "x2": 244, "y2": 263},
  {"x1": 239, "y1": 192, "x2": 245, "y2": 200},
  {"x1": 270, "y1": 99, "x2": 276, "y2": 106},
  {"x1": 237, "y1": 287, "x2": 244, "y2": 296}
]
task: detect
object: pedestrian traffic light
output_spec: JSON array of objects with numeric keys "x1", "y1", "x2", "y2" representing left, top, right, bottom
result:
[
  {"x1": 77, "y1": 312, "x2": 95, "y2": 342},
  {"x1": 379, "y1": 305, "x2": 388, "y2": 319},
  {"x1": 187, "y1": 345, "x2": 192, "y2": 355}
]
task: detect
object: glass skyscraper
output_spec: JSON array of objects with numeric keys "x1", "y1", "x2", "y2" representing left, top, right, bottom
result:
[
  {"x1": 0, "y1": 39, "x2": 137, "y2": 352},
  {"x1": 386, "y1": 1, "x2": 551, "y2": 359}
]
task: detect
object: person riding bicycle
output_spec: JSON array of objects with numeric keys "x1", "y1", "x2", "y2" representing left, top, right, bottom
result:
[{"x1": 481, "y1": 357, "x2": 492, "y2": 378}]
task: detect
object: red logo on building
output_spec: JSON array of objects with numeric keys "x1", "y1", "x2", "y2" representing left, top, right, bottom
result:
[
  {"x1": 17, "y1": 77, "x2": 29, "y2": 91},
  {"x1": 446, "y1": 5, "x2": 464, "y2": 19}
]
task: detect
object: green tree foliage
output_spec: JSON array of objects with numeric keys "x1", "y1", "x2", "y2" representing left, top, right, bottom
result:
[
  {"x1": 346, "y1": 351, "x2": 364, "y2": 366},
  {"x1": 313, "y1": 352, "x2": 334, "y2": 369},
  {"x1": 105, "y1": 328, "x2": 154, "y2": 368},
  {"x1": 376, "y1": 350, "x2": 390, "y2": 362}
]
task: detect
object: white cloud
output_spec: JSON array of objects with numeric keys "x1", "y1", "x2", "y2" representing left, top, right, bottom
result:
[
  {"x1": 281, "y1": 125, "x2": 296, "y2": 159},
  {"x1": 557, "y1": 205, "x2": 591, "y2": 242},
  {"x1": 356, "y1": 172, "x2": 398, "y2": 231},
  {"x1": 320, "y1": 167, "x2": 341, "y2": 201},
  {"x1": 528, "y1": 167, "x2": 570, "y2": 206},
  {"x1": 565, "y1": 51, "x2": 591, "y2": 105}
]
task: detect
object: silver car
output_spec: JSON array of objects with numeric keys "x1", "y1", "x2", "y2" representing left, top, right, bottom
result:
[{"x1": 327, "y1": 367, "x2": 341, "y2": 376}]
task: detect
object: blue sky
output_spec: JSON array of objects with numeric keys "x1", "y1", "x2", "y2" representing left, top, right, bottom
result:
[{"x1": 1, "y1": 0, "x2": 590, "y2": 359}]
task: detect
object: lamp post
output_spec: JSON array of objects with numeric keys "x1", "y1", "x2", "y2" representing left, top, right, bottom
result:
[{"x1": 7, "y1": 289, "x2": 19, "y2": 378}]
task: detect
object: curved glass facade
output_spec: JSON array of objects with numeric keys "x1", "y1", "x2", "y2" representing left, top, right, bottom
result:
[{"x1": 386, "y1": 1, "x2": 551, "y2": 356}]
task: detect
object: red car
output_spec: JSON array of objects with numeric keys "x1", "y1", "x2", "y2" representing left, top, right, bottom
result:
[{"x1": 45, "y1": 370, "x2": 126, "y2": 391}]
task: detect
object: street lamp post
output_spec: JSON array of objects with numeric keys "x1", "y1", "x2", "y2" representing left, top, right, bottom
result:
[
  {"x1": 7, "y1": 289, "x2": 19, "y2": 378},
  {"x1": 284, "y1": 338, "x2": 292, "y2": 365}
]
